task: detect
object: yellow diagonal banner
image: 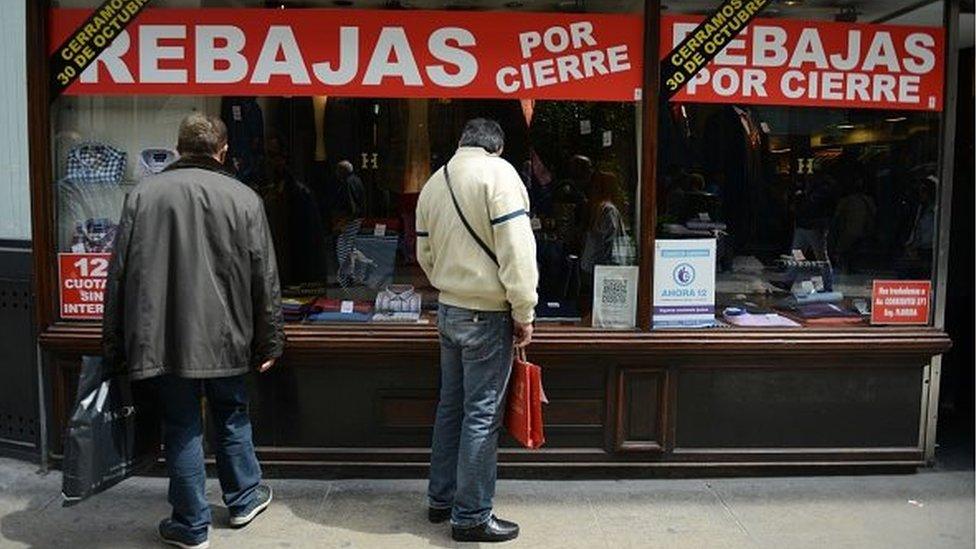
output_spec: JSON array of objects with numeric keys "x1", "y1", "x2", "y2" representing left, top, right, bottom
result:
[
  {"x1": 661, "y1": 0, "x2": 772, "y2": 100},
  {"x1": 49, "y1": 0, "x2": 152, "y2": 99}
]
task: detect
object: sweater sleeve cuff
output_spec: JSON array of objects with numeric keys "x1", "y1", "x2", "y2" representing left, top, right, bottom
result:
[{"x1": 512, "y1": 308, "x2": 535, "y2": 325}]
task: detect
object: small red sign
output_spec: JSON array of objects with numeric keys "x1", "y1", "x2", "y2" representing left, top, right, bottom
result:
[
  {"x1": 58, "y1": 253, "x2": 112, "y2": 320},
  {"x1": 871, "y1": 280, "x2": 931, "y2": 325}
]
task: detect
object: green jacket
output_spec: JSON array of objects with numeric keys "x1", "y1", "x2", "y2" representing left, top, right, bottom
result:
[{"x1": 102, "y1": 155, "x2": 285, "y2": 380}]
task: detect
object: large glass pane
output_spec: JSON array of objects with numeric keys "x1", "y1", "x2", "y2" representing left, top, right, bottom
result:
[
  {"x1": 656, "y1": 0, "x2": 944, "y2": 329},
  {"x1": 51, "y1": 0, "x2": 643, "y2": 327}
]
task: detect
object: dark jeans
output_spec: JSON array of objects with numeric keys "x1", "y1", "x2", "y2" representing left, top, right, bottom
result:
[
  {"x1": 160, "y1": 374, "x2": 262, "y2": 540},
  {"x1": 428, "y1": 304, "x2": 514, "y2": 527}
]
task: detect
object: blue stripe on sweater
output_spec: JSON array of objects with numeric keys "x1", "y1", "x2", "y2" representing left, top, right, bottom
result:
[{"x1": 490, "y1": 209, "x2": 527, "y2": 225}]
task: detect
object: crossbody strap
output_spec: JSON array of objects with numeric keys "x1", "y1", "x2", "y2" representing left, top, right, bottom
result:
[{"x1": 443, "y1": 164, "x2": 499, "y2": 266}]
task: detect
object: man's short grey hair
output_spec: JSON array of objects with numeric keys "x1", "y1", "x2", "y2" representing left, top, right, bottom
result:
[
  {"x1": 458, "y1": 118, "x2": 505, "y2": 154},
  {"x1": 177, "y1": 113, "x2": 228, "y2": 156}
]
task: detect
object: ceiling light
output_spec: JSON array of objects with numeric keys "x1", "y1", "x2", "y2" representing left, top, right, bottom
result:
[
  {"x1": 836, "y1": 123, "x2": 855, "y2": 130},
  {"x1": 885, "y1": 116, "x2": 907, "y2": 123}
]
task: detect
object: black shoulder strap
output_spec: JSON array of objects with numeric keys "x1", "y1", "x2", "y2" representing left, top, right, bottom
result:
[{"x1": 443, "y1": 164, "x2": 499, "y2": 266}]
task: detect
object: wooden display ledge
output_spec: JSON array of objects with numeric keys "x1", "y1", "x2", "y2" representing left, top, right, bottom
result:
[
  {"x1": 38, "y1": 321, "x2": 951, "y2": 359},
  {"x1": 39, "y1": 322, "x2": 948, "y2": 473}
]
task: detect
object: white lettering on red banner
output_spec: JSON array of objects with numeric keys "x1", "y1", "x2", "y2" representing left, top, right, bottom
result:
[
  {"x1": 59, "y1": 253, "x2": 111, "y2": 320},
  {"x1": 661, "y1": 15, "x2": 944, "y2": 111},
  {"x1": 50, "y1": 9, "x2": 643, "y2": 101}
]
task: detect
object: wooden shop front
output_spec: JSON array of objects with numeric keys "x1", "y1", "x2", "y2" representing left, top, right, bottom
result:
[{"x1": 29, "y1": 0, "x2": 959, "y2": 475}]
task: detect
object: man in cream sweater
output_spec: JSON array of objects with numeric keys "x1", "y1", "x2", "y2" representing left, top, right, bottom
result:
[{"x1": 416, "y1": 119, "x2": 538, "y2": 543}]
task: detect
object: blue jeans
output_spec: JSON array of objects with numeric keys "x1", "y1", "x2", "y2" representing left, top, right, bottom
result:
[
  {"x1": 160, "y1": 374, "x2": 262, "y2": 541},
  {"x1": 428, "y1": 304, "x2": 514, "y2": 528}
]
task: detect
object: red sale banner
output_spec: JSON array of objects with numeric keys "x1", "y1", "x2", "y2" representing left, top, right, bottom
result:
[
  {"x1": 661, "y1": 15, "x2": 945, "y2": 111},
  {"x1": 59, "y1": 253, "x2": 112, "y2": 320},
  {"x1": 871, "y1": 280, "x2": 931, "y2": 325},
  {"x1": 49, "y1": 8, "x2": 643, "y2": 101}
]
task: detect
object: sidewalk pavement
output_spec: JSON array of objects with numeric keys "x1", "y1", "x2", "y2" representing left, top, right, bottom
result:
[{"x1": 0, "y1": 457, "x2": 972, "y2": 549}]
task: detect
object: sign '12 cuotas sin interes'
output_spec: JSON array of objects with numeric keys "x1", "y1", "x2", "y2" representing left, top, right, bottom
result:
[
  {"x1": 59, "y1": 253, "x2": 112, "y2": 320},
  {"x1": 49, "y1": 8, "x2": 644, "y2": 101}
]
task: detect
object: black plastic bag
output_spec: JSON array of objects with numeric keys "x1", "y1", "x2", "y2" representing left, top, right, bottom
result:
[{"x1": 61, "y1": 356, "x2": 161, "y2": 506}]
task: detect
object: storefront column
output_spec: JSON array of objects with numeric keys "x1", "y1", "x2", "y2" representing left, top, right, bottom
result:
[{"x1": 924, "y1": 0, "x2": 962, "y2": 463}]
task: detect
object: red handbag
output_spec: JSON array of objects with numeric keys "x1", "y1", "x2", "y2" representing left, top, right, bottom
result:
[{"x1": 504, "y1": 349, "x2": 548, "y2": 449}]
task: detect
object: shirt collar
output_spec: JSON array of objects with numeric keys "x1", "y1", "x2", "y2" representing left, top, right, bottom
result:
[
  {"x1": 140, "y1": 148, "x2": 179, "y2": 173},
  {"x1": 385, "y1": 285, "x2": 416, "y2": 301},
  {"x1": 69, "y1": 142, "x2": 121, "y2": 165}
]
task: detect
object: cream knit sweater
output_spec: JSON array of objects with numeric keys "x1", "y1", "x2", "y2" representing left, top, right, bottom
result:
[{"x1": 416, "y1": 147, "x2": 539, "y2": 324}]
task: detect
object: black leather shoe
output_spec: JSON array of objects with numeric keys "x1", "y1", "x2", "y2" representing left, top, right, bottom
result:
[
  {"x1": 452, "y1": 515, "x2": 519, "y2": 542},
  {"x1": 428, "y1": 507, "x2": 451, "y2": 524}
]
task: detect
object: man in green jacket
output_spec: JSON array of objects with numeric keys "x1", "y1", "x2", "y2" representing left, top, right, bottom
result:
[{"x1": 103, "y1": 113, "x2": 285, "y2": 549}]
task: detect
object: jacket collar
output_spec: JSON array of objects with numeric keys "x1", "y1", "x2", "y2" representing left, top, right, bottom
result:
[
  {"x1": 455, "y1": 146, "x2": 494, "y2": 157},
  {"x1": 163, "y1": 154, "x2": 237, "y2": 179}
]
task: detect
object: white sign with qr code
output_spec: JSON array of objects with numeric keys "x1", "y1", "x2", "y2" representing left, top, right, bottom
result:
[{"x1": 592, "y1": 266, "x2": 638, "y2": 329}]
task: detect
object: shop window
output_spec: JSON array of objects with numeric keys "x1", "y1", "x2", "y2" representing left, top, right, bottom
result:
[
  {"x1": 655, "y1": 1, "x2": 945, "y2": 329},
  {"x1": 51, "y1": 0, "x2": 643, "y2": 328}
]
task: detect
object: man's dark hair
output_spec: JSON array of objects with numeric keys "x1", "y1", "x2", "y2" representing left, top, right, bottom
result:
[
  {"x1": 177, "y1": 113, "x2": 228, "y2": 156},
  {"x1": 458, "y1": 118, "x2": 505, "y2": 154}
]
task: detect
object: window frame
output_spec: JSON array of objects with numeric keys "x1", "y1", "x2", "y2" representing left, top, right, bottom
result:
[{"x1": 27, "y1": 0, "x2": 960, "y2": 342}]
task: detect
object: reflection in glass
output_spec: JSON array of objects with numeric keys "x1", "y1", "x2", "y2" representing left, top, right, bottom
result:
[
  {"x1": 659, "y1": 103, "x2": 939, "y2": 327},
  {"x1": 53, "y1": 96, "x2": 641, "y2": 327}
]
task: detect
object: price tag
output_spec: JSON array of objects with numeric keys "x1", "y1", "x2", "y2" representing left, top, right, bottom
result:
[
  {"x1": 374, "y1": 223, "x2": 386, "y2": 237},
  {"x1": 791, "y1": 249, "x2": 806, "y2": 261},
  {"x1": 231, "y1": 105, "x2": 242, "y2": 122},
  {"x1": 340, "y1": 300, "x2": 354, "y2": 314},
  {"x1": 547, "y1": 302, "x2": 560, "y2": 308},
  {"x1": 602, "y1": 130, "x2": 613, "y2": 147},
  {"x1": 580, "y1": 120, "x2": 592, "y2": 135}
]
